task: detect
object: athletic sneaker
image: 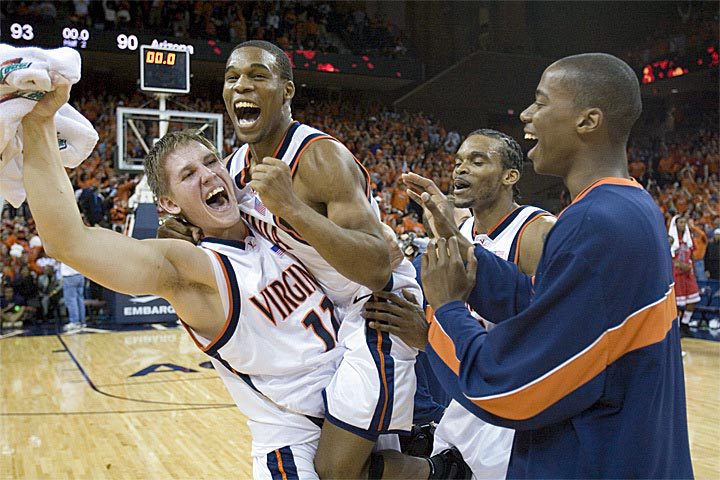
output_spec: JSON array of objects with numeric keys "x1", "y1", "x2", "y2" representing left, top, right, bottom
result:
[
  {"x1": 709, "y1": 318, "x2": 719, "y2": 330},
  {"x1": 400, "y1": 422, "x2": 436, "y2": 457},
  {"x1": 63, "y1": 323, "x2": 81, "y2": 332}
]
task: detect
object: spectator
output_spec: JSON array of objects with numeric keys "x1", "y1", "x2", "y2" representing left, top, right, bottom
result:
[
  {"x1": 670, "y1": 215, "x2": 701, "y2": 327},
  {"x1": 60, "y1": 263, "x2": 86, "y2": 331},
  {"x1": 102, "y1": 0, "x2": 117, "y2": 30},
  {"x1": 72, "y1": 0, "x2": 90, "y2": 25},
  {"x1": 12, "y1": 265, "x2": 38, "y2": 307},
  {"x1": 37, "y1": 265, "x2": 61, "y2": 321},
  {"x1": 690, "y1": 218, "x2": 708, "y2": 281},
  {"x1": 705, "y1": 228, "x2": 720, "y2": 280},
  {"x1": 1, "y1": 284, "x2": 26, "y2": 327}
]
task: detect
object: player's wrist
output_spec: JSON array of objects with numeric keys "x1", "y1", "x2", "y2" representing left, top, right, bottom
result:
[
  {"x1": 274, "y1": 196, "x2": 306, "y2": 224},
  {"x1": 433, "y1": 299, "x2": 468, "y2": 316}
]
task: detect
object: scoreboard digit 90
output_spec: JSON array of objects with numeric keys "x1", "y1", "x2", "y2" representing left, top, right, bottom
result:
[{"x1": 140, "y1": 45, "x2": 190, "y2": 94}]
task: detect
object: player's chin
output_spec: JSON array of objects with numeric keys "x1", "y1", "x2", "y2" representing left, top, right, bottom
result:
[
  {"x1": 234, "y1": 126, "x2": 264, "y2": 145},
  {"x1": 452, "y1": 190, "x2": 473, "y2": 209}
]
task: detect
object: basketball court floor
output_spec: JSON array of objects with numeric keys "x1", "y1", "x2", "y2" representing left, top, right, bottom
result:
[{"x1": 1, "y1": 327, "x2": 718, "y2": 478}]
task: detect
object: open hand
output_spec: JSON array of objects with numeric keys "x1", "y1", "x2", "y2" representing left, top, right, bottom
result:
[
  {"x1": 156, "y1": 215, "x2": 203, "y2": 244},
  {"x1": 365, "y1": 289, "x2": 428, "y2": 350},
  {"x1": 421, "y1": 237, "x2": 477, "y2": 308},
  {"x1": 402, "y1": 172, "x2": 465, "y2": 242}
]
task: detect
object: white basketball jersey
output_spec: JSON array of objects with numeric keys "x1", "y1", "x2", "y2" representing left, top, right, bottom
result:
[
  {"x1": 226, "y1": 122, "x2": 422, "y2": 338},
  {"x1": 459, "y1": 205, "x2": 550, "y2": 262},
  {"x1": 227, "y1": 122, "x2": 379, "y2": 306},
  {"x1": 183, "y1": 233, "x2": 344, "y2": 422}
]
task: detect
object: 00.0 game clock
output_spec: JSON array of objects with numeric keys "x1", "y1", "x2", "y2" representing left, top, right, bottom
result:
[{"x1": 140, "y1": 45, "x2": 190, "y2": 94}]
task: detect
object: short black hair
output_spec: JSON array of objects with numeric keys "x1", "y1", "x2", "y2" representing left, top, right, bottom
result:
[
  {"x1": 467, "y1": 128, "x2": 523, "y2": 175},
  {"x1": 232, "y1": 40, "x2": 293, "y2": 82},
  {"x1": 466, "y1": 129, "x2": 524, "y2": 199},
  {"x1": 550, "y1": 53, "x2": 641, "y2": 143}
]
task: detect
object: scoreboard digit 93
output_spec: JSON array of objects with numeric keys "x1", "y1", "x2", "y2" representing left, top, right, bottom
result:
[{"x1": 140, "y1": 45, "x2": 190, "y2": 94}]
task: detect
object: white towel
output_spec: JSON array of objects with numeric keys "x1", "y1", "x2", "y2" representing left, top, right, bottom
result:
[
  {"x1": 668, "y1": 215, "x2": 693, "y2": 257},
  {"x1": 0, "y1": 44, "x2": 98, "y2": 207}
]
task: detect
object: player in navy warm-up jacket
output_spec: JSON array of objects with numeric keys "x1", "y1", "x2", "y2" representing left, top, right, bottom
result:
[{"x1": 393, "y1": 53, "x2": 693, "y2": 479}]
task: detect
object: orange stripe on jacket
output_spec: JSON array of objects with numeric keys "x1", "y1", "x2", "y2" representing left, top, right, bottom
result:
[
  {"x1": 426, "y1": 305, "x2": 461, "y2": 375},
  {"x1": 465, "y1": 287, "x2": 677, "y2": 420},
  {"x1": 275, "y1": 449, "x2": 288, "y2": 480},
  {"x1": 560, "y1": 177, "x2": 642, "y2": 218},
  {"x1": 200, "y1": 250, "x2": 235, "y2": 353}
]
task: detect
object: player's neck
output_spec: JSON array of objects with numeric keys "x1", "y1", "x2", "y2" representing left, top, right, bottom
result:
[
  {"x1": 249, "y1": 117, "x2": 295, "y2": 163},
  {"x1": 566, "y1": 145, "x2": 630, "y2": 200},
  {"x1": 473, "y1": 196, "x2": 519, "y2": 234},
  {"x1": 206, "y1": 220, "x2": 249, "y2": 243}
]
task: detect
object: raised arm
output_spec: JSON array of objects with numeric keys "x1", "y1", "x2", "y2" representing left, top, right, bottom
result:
[
  {"x1": 251, "y1": 139, "x2": 391, "y2": 291},
  {"x1": 20, "y1": 90, "x2": 217, "y2": 312}
]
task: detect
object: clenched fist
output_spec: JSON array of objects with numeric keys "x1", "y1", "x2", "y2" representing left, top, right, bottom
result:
[{"x1": 249, "y1": 157, "x2": 301, "y2": 218}]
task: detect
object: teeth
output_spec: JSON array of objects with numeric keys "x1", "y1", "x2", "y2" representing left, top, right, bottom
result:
[
  {"x1": 237, "y1": 118, "x2": 257, "y2": 126},
  {"x1": 524, "y1": 133, "x2": 537, "y2": 140},
  {"x1": 235, "y1": 101, "x2": 258, "y2": 109},
  {"x1": 206, "y1": 186, "x2": 225, "y2": 200}
]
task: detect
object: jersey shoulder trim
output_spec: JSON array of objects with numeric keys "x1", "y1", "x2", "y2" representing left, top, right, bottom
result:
[{"x1": 183, "y1": 249, "x2": 242, "y2": 355}]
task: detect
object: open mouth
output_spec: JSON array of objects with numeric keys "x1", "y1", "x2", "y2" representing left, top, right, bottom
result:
[
  {"x1": 524, "y1": 132, "x2": 539, "y2": 157},
  {"x1": 205, "y1": 186, "x2": 230, "y2": 210},
  {"x1": 234, "y1": 100, "x2": 261, "y2": 128},
  {"x1": 454, "y1": 177, "x2": 472, "y2": 194}
]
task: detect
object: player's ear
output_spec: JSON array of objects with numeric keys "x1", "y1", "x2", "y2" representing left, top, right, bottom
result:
[
  {"x1": 577, "y1": 107, "x2": 602, "y2": 134},
  {"x1": 158, "y1": 196, "x2": 181, "y2": 215},
  {"x1": 284, "y1": 80, "x2": 295, "y2": 102},
  {"x1": 503, "y1": 168, "x2": 520, "y2": 187}
]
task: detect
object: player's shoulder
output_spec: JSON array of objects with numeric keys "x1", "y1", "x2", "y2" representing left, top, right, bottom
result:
[
  {"x1": 535, "y1": 213, "x2": 557, "y2": 226},
  {"x1": 552, "y1": 183, "x2": 659, "y2": 253},
  {"x1": 301, "y1": 133, "x2": 354, "y2": 164},
  {"x1": 296, "y1": 135, "x2": 361, "y2": 185},
  {"x1": 522, "y1": 212, "x2": 556, "y2": 241}
]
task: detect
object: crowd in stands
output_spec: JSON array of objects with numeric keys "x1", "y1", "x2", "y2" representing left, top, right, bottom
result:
[
  {"x1": 1, "y1": 1, "x2": 410, "y2": 58},
  {"x1": 2, "y1": 92, "x2": 718, "y2": 329},
  {"x1": 0, "y1": 89, "x2": 451, "y2": 326},
  {"x1": 621, "y1": 1, "x2": 718, "y2": 69},
  {"x1": 625, "y1": 100, "x2": 719, "y2": 234}
]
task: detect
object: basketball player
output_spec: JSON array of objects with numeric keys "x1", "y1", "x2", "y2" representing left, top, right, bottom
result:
[
  {"x1": 221, "y1": 40, "x2": 441, "y2": 480},
  {"x1": 411, "y1": 53, "x2": 692, "y2": 477},
  {"x1": 20, "y1": 90, "x2": 344, "y2": 479},
  {"x1": 367, "y1": 129, "x2": 555, "y2": 478},
  {"x1": 158, "y1": 40, "x2": 469, "y2": 479}
]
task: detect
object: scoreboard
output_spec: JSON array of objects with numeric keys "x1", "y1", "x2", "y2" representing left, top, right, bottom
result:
[
  {"x1": 140, "y1": 45, "x2": 190, "y2": 94},
  {"x1": 1, "y1": 18, "x2": 421, "y2": 80},
  {"x1": 5, "y1": 20, "x2": 206, "y2": 57}
]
